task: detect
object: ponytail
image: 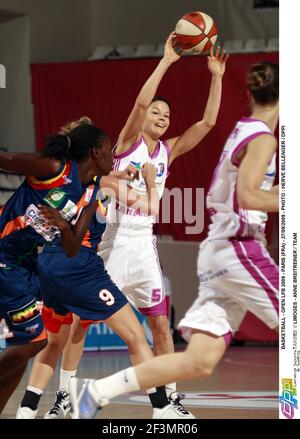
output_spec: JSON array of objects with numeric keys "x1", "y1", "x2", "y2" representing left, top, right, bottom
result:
[
  {"x1": 42, "y1": 134, "x2": 72, "y2": 161},
  {"x1": 42, "y1": 121, "x2": 108, "y2": 163}
]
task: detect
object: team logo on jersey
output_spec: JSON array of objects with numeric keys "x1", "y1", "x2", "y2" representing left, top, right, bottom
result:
[
  {"x1": 157, "y1": 163, "x2": 165, "y2": 177},
  {"x1": 25, "y1": 323, "x2": 39, "y2": 334},
  {"x1": 62, "y1": 175, "x2": 72, "y2": 185},
  {"x1": 44, "y1": 188, "x2": 67, "y2": 208},
  {"x1": 60, "y1": 200, "x2": 78, "y2": 221},
  {"x1": 8, "y1": 300, "x2": 40, "y2": 325},
  {"x1": 130, "y1": 161, "x2": 142, "y2": 170}
]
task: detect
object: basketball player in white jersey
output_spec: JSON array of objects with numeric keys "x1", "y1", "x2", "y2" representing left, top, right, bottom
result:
[
  {"x1": 70, "y1": 61, "x2": 279, "y2": 419},
  {"x1": 98, "y1": 32, "x2": 227, "y2": 414},
  {"x1": 45, "y1": 32, "x2": 228, "y2": 420}
]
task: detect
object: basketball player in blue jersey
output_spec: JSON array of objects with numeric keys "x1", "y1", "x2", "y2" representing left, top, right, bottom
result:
[
  {"x1": 14, "y1": 124, "x2": 187, "y2": 419},
  {"x1": 70, "y1": 61, "x2": 279, "y2": 420},
  {"x1": 0, "y1": 117, "x2": 157, "y2": 415}
]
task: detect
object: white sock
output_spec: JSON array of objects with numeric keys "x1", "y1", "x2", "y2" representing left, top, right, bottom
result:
[
  {"x1": 59, "y1": 368, "x2": 77, "y2": 392},
  {"x1": 93, "y1": 367, "x2": 140, "y2": 400},
  {"x1": 166, "y1": 382, "x2": 177, "y2": 398},
  {"x1": 27, "y1": 385, "x2": 43, "y2": 396}
]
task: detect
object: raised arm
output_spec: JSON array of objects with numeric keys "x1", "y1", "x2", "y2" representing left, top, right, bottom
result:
[
  {"x1": 237, "y1": 134, "x2": 278, "y2": 212},
  {"x1": 168, "y1": 47, "x2": 228, "y2": 166},
  {"x1": 115, "y1": 33, "x2": 180, "y2": 155},
  {"x1": 0, "y1": 152, "x2": 61, "y2": 176}
]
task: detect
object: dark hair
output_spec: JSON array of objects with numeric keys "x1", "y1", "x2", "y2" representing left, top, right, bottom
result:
[
  {"x1": 151, "y1": 95, "x2": 171, "y2": 110},
  {"x1": 42, "y1": 123, "x2": 108, "y2": 162},
  {"x1": 247, "y1": 62, "x2": 279, "y2": 105}
]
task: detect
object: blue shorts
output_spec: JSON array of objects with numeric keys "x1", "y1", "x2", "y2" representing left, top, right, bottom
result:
[
  {"x1": 0, "y1": 266, "x2": 46, "y2": 346},
  {"x1": 37, "y1": 246, "x2": 128, "y2": 333}
]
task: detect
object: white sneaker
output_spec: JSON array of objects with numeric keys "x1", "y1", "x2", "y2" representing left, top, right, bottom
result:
[
  {"x1": 69, "y1": 377, "x2": 109, "y2": 419},
  {"x1": 44, "y1": 390, "x2": 71, "y2": 419},
  {"x1": 168, "y1": 392, "x2": 196, "y2": 418},
  {"x1": 16, "y1": 406, "x2": 38, "y2": 419},
  {"x1": 153, "y1": 403, "x2": 196, "y2": 419}
]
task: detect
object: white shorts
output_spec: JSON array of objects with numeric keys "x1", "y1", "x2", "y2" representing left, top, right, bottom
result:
[
  {"x1": 178, "y1": 238, "x2": 279, "y2": 341},
  {"x1": 98, "y1": 228, "x2": 167, "y2": 316}
]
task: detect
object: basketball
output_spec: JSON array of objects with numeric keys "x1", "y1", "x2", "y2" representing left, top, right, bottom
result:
[{"x1": 175, "y1": 11, "x2": 218, "y2": 55}]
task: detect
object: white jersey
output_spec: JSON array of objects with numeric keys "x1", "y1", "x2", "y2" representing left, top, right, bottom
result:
[
  {"x1": 106, "y1": 136, "x2": 170, "y2": 234},
  {"x1": 207, "y1": 117, "x2": 276, "y2": 241}
]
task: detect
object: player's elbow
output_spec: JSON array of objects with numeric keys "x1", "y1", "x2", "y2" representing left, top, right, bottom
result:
[
  {"x1": 135, "y1": 97, "x2": 148, "y2": 110},
  {"x1": 202, "y1": 119, "x2": 216, "y2": 130},
  {"x1": 237, "y1": 188, "x2": 257, "y2": 210},
  {"x1": 64, "y1": 242, "x2": 81, "y2": 257}
]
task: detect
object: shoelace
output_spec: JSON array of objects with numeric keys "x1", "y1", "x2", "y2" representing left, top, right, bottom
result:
[
  {"x1": 48, "y1": 391, "x2": 69, "y2": 415},
  {"x1": 170, "y1": 393, "x2": 191, "y2": 415}
]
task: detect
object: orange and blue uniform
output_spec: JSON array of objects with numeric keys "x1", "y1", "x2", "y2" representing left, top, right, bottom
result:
[
  {"x1": 0, "y1": 161, "x2": 99, "y2": 345},
  {"x1": 37, "y1": 184, "x2": 128, "y2": 333}
]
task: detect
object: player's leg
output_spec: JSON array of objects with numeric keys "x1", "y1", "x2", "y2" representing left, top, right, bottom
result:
[
  {"x1": 136, "y1": 236, "x2": 191, "y2": 413},
  {"x1": 0, "y1": 362, "x2": 28, "y2": 413},
  {"x1": 16, "y1": 321, "x2": 71, "y2": 418},
  {"x1": 0, "y1": 270, "x2": 47, "y2": 416},
  {"x1": 0, "y1": 339, "x2": 47, "y2": 414},
  {"x1": 100, "y1": 237, "x2": 178, "y2": 416},
  {"x1": 147, "y1": 314, "x2": 174, "y2": 356},
  {"x1": 223, "y1": 239, "x2": 279, "y2": 332},
  {"x1": 44, "y1": 316, "x2": 87, "y2": 419},
  {"x1": 69, "y1": 330, "x2": 227, "y2": 419},
  {"x1": 105, "y1": 303, "x2": 153, "y2": 364},
  {"x1": 104, "y1": 303, "x2": 175, "y2": 414}
]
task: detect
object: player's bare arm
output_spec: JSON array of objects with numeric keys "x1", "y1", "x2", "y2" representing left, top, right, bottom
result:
[
  {"x1": 115, "y1": 33, "x2": 180, "y2": 155},
  {"x1": 167, "y1": 47, "x2": 229, "y2": 166},
  {"x1": 38, "y1": 202, "x2": 98, "y2": 257},
  {"x1": 0, "y1": 152, "x2": 61, "y2": 176},
  {"x1": 237, "y1": 134, "x2": 278, "y2": 212}
]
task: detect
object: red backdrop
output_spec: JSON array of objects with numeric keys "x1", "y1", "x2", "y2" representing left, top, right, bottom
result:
[
  {"x1": 31, "y1": 52, "x2": 278, "y2": 242},
  {"x1": 31, "y1": 52, "x2": 279, "y2": 342}
]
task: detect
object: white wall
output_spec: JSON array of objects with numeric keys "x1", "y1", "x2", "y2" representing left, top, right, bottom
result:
[
  {"x1": 0, "y1": 0, "x2": 91, "y2": 62},
  {"x1": 91, "y1": 0, "x2": 278, "y2": 48},
  {"x1": 0, "y1": 16, "x2": 35, "y2": 151}
]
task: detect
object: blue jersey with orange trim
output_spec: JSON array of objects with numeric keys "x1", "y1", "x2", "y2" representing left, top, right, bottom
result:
[
  {"x1": 80, "y1": 179, "x2": 110, "y2": 251},
  {"x1": 0, "y1": 161, "x2": 100, "y2": 268}
]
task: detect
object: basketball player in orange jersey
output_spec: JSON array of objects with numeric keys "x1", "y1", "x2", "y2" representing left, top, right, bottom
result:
[
  {"x1": 45, "y1": 32, "x2": 228, "y2": 419},
  {"x1": 70, "y1": 61, "x2": 279, "y2": 419}
]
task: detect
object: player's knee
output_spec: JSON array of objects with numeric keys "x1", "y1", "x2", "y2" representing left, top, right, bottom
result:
[
  {"x1": 29, "y1": 338, "x2": 48, "y2": 358},
  {"x1": 148, "y1": 316, "x2": 170, "y2": 338},
  {"x1": 46, "y1": 336, "x2": 65, "y2": 353},
  {"x1": 122, "y1": 326, "x2": 147, "y2": 351},
  {"x1": 185, "y1": 351, "x2": 214, "y2": 379}
]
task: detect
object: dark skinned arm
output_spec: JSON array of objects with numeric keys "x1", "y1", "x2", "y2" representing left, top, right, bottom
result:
[
  {"x1": 0, "y1": 152, "x2": 61, "y2": 176},
  {"x1": 38, "y1": 202, "x2": 98, "y2": 257}
]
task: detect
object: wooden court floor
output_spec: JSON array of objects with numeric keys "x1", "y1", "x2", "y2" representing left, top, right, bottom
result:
[{"x1": 1, "y1": 345, "x2": 278, "y2": 419}]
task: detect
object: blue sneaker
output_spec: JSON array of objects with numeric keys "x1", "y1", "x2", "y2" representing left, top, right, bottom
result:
[{"x1": 69, "y1": 378, "x2": 108, "y2": 419}]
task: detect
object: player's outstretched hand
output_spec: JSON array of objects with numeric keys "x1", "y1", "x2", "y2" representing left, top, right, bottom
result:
[
  {"x1": 207, "y1": 46, "x2": 229, "y2": 77},
  {"x1": 164, "y1": 32, "x2": 182, "y2": 63}
]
